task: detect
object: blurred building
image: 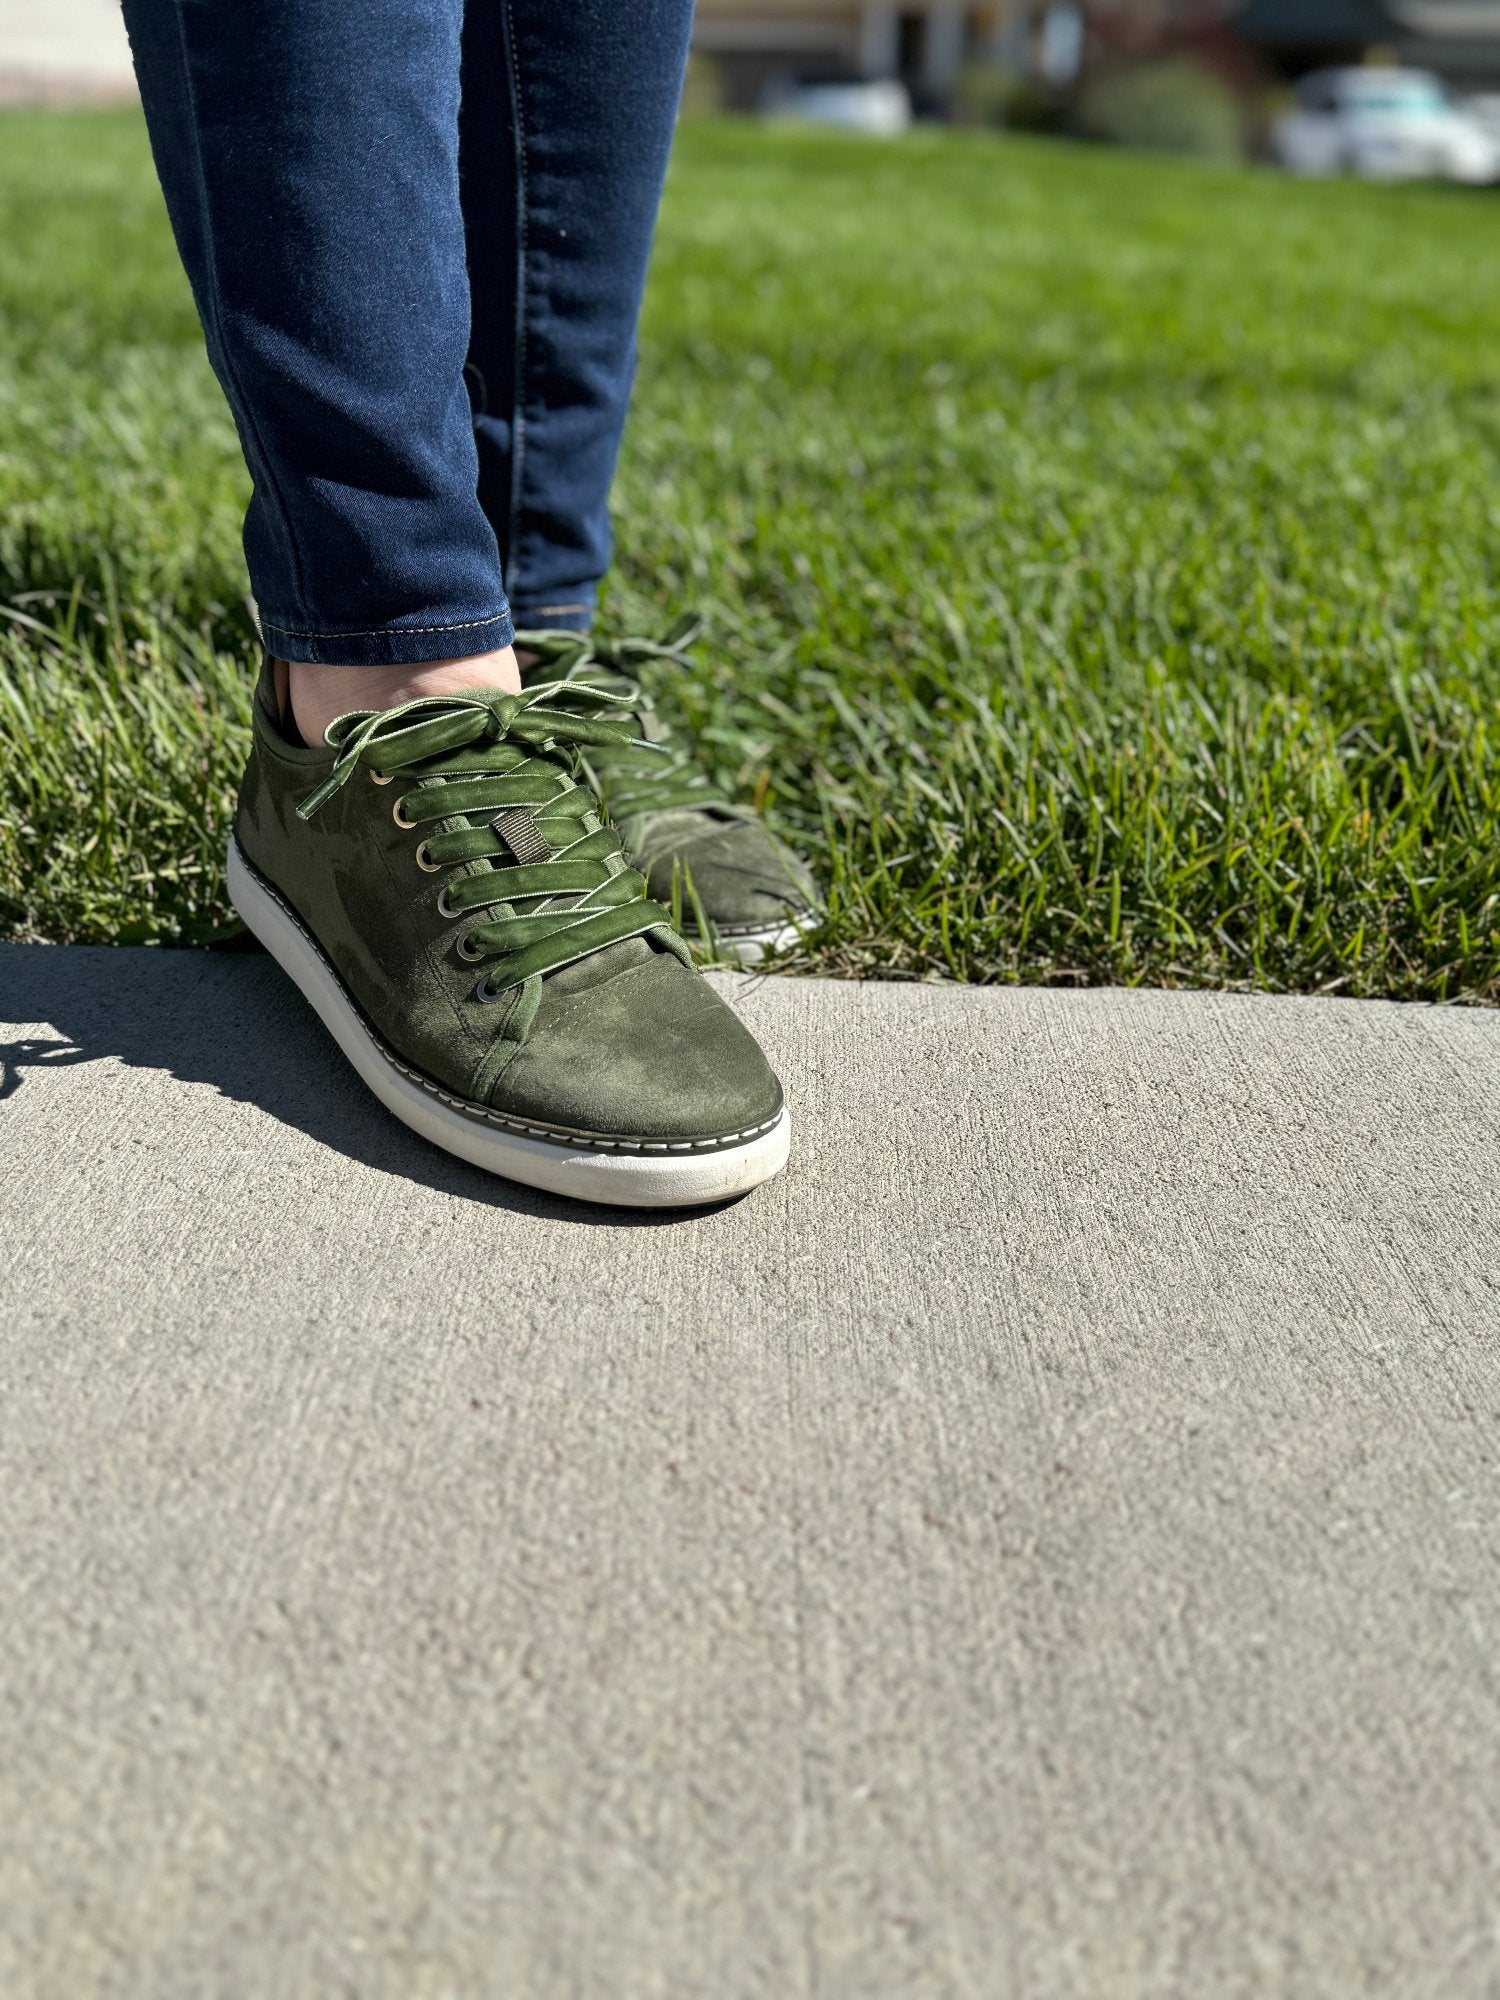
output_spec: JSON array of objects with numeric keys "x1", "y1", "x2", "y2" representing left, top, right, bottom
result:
[
  {"x1": 691, "y1": 2, "x2": 1255, "y2": 106},
  {"x1": 692, "y1": 0, "x2": 1030, "y2": 106},
  {"x1": 693, "y1": 0, "x2": 1500, "y2": 104}
]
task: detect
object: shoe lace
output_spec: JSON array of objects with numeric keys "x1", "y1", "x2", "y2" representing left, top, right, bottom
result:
[
  {"x1": 516, "y1": 623, "x2": 743, "y2": 823},
  {"x1": 296, "y1": 681, "x2": 691, "y2": 998}
]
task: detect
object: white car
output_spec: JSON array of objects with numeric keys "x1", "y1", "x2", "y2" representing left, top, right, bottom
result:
[
  {"x1": 759, "y1": 78, "x2": 912, "y2": 137},
  {"x1": 1463, "y1": 93, "x2": 1500, "y2": 143},
  {"x1": 1272, "y1": 68, "x2": 1500, "y2": 184}
]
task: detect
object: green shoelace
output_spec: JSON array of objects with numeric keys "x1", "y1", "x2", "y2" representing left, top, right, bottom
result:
[
  {"x1": 297, "y1": 682, "x2": 691, "y2": 998},
  {"x1": 517, "y1": 626, "x2": 745, "y2": 824}
]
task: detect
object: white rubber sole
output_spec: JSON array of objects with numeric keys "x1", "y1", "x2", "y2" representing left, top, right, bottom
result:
[
  {"x1": 227, "y1": 837, "x2": 791, "y2": 1208},
  {"x1": 684, "y1": 915, "x2": 818, "y2": 967}
]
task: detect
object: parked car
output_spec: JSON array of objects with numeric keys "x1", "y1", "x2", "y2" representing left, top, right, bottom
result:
[
  {"x1": 759, "y1": 76, "x2": 912, "y2": 137},
  {"x1": 1271, "y1": 68, "x2": 1500, "y2": 184},
  {"x1": 1463, "y1": 93, "x2": 1500, "y2": 144}
]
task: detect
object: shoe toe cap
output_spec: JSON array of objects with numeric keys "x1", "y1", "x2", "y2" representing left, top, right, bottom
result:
[
  {"x1": 642, "y1": 818, "x2": 820, "y2": 932},
  {"x1": 489, "y1": 952, "x2": 783, "y2": 1144}
]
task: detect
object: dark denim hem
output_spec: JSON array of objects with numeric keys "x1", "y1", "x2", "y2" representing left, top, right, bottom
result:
[
  {"x1": 260, "y1": 606, "x2": 516, "y2": 667},
  {"x1": 507, "y1": 595, "x2": 595, "y2": 636}
]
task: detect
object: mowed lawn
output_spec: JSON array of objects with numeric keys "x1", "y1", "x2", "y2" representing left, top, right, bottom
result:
[{"x1": 3, "y1": 109, "x2": 1499, "y2": 998}]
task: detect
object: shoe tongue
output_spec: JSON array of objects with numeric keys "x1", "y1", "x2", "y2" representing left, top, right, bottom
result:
[{"x1": 543, "y1": 935, "x2": 654, "y2": 996}]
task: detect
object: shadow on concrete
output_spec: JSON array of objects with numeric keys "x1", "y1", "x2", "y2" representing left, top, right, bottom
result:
[{"x1": 0, "y1": 941, "x2": 721, "y2": 1228}]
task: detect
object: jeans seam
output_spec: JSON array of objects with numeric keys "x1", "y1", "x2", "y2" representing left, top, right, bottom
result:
[
  {"x1": 260, "y1": 611, "x2": 510, "y2": 642},
  {"x1": 166, "y1": 4, "x2": 309, "y2": 624},
  {"x1": 501, "y1": 0, "x2": 529, "y2": 583}
]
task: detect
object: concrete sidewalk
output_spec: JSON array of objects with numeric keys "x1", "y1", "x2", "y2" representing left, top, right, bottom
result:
[
  {"x1": 0, "y1": 0, "x2": 135, "y2": 105},
  {"x1": 1, "y1": 943, "x2": 1497, "y2": 1996}
]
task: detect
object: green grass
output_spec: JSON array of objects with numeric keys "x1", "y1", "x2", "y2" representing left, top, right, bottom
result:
[{"x1": 3, "y1": 108, "x2": 1499, "y2": 996}]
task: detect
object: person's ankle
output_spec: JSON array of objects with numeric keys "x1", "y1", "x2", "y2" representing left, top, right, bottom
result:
[{"x1": 283, "y1": 646, "x2": 522, "y2": 747}]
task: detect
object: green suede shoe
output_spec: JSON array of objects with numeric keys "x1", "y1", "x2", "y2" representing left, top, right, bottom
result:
[
  {"x1": 228, "y1": 658, "x2": 789, "y2": 1206},
  {"x1": 516, "y1": 627, "x2": 820, "y2": 964}
]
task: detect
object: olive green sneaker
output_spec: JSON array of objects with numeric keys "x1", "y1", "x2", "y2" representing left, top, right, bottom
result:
[
  {"x1": 228, "y1": 657, "x2": 789, "y2": 1206},
  {"x1": 516, "y1": 627, "x2": 820, "y2": 964}
]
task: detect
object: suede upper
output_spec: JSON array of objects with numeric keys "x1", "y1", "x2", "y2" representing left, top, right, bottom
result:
[
  {"x1": 617, "y1": 804, "x2": 820, "y2": 938},
  {"x1": 235, "y1": 658, "x2": 784, "y2": 1142}
]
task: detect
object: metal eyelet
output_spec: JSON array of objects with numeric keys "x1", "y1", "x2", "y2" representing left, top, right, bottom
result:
[
  {"x1": 473, "y1": 974, "x2": 506, "y2": 1004},
  {"x1": 369, "y1": 769, "x2": 394, "y2": 786},
  {"x1": 457, "y1": 934, "x2": 483, "y2": 963},
  {"x1": 414, "y1": 840, "x2": 439, "y2": 874},
  {"x1": 392, "y1": 796, "x2": 417, "y2": 829},
  {"x1": 436, "y1": 886, "x2": 459, "y2": 921}
]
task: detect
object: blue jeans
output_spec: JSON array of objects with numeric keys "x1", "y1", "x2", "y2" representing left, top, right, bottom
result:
[{"x1": 121, "y1": 0, "x2": 694, "y2": 664}]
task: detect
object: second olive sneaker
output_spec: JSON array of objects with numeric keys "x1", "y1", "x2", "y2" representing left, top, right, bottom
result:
[
  {"x1": 516, "y1": 626, "x2": 821, "y2": 964},
  {"x1": 228, "y1": 657, "x2": 790, "y2": 1206}
]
